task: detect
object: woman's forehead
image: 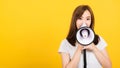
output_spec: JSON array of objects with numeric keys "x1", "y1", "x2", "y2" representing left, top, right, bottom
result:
[{"x1": 81, "y1": 10, "x2": 91, "y2": 17}]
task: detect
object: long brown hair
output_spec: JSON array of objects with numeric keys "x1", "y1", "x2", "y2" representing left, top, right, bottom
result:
[{"x1": 66, "y1": 5, "x2": 99, "y2": 46}]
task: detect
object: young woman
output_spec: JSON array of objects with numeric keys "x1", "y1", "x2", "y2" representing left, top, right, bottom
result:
[{"x1": 58, "y1": 5, "x2": 112, "y2": 68}]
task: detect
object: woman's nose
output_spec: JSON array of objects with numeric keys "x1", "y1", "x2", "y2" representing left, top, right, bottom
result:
[{"x1": 82, "y1": 20, "x2": 86, "y2": 23}]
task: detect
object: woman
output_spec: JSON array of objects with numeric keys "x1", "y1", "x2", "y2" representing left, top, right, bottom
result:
[{"x1": 58, "y1": 5, "x2": 112, "y2": 68}]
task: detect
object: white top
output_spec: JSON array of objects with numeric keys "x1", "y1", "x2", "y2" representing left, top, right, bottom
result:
[{"x1": 58, "y1": 36, "x2": 107, "y2": 68}]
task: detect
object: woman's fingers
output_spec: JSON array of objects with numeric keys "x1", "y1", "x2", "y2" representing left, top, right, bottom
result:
[{"x1": 82, "y1": 43, "x2": 96, "y2": 51}]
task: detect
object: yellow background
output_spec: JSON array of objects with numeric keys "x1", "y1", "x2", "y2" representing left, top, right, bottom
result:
[{"x1": 0, "y1": 0, "x2": 120, "y2": 68}]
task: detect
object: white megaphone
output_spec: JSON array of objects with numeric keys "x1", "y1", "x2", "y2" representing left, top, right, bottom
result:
[{"x1": 76, "y1": 23, "x2": 95, "y2": 46}]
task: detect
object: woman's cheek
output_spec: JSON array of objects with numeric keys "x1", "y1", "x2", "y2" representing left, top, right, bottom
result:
[
  {"x1": 76, "y1": 20, "x2": 82, "y2": 28},
  {"x1": 76, "y1": 23, "x2": 80, "y2": 29},
  {"x1": 86, "y1": 21, "x2": 91, "y2": 27}
]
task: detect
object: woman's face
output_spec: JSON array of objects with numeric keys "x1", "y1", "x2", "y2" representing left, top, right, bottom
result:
[{"x1": 76, "y1": 10, "x2": 91, "y2": 29}]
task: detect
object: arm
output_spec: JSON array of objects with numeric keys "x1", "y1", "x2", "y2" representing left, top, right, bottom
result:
[
  {"x1": 93, "y1": 47, "x2": 112, "y2": 68},
  {"x1": 60, "y1": 45, "x2": 83, "y2": 68},
  {"x1": 83, "y1": 43, "x2": 112, "y2": 68}
]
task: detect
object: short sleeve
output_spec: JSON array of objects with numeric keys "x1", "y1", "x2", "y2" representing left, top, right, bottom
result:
[
  {"x1": 58, "y1": 39, "x2": 69, "y2": 54},
  {"x1": 96, "y1": 36, "x2": 107, "y2": 50}
]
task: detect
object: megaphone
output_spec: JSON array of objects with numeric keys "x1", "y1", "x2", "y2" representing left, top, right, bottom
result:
[{"x1": 76, "y1": 23, "x2": 95, "y2": 46}]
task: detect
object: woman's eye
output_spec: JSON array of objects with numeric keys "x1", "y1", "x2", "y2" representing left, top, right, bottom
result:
[{"x1": 87, "y1": 18, "x2": 90, "y2": 20}]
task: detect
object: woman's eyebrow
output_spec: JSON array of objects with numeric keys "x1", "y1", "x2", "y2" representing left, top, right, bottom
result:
[
  {"x1": 86, "y1": 16, "x2": 91, "y2": 18},
  {"x1": 86, "y1": 16, "x2": 91, "y2": 17}
]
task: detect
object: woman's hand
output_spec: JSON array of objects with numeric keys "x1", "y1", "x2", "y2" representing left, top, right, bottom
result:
[
  {"x1": 76, "y1": 42, "x2": 97, "y2": 52},
  {"x1": 82, "y1": 43, "x2": 97, "y2": 52},
  {"x1": 76, "y1": 42, "x2": 84, "y2": 52}
]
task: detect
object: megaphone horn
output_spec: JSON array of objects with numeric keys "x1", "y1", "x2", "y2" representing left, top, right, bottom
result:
[{"x1": 76, "y1": 23, "x2": 95, "y2": 46}]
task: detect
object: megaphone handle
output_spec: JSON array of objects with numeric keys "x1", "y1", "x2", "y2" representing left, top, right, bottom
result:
[{"x1": 83, "y1": 49, "x2": 87, "y2": 68}]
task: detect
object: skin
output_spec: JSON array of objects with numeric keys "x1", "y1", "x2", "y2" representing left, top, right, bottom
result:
[
  {"x1": 60, "y1": 10, "x2": 112, "y2": 68},
  {"x1": 76, "y1": 10, "x2": 91, "y2": 29}
]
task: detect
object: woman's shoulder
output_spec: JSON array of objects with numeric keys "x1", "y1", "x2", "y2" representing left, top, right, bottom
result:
[
  {"x1": 59, "y1": 38, "x2": 76, "y2": 49},
  {"x1": 98, "y1": 35, "x2": 107, "y2": 44},
  {"x1": 58, "y1": 39, "x2": 70, "y2": 53},
  {"x1": 58, "y1": 38, "x2": 77, "y2": 54},
  {"x1": 60, "y1": 39, "x2": 72, "y2": 47},
  {"x1": 61, "y1": 39, "x2": 67, "y2": 43},
  {"x1": 97, "y1": 35, "x2": 107, "y2": 50}
]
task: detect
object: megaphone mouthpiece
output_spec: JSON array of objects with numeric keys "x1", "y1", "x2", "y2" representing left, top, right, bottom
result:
[{"x1": 80, "y1": 29, "x2": 90, "y2": 38}]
